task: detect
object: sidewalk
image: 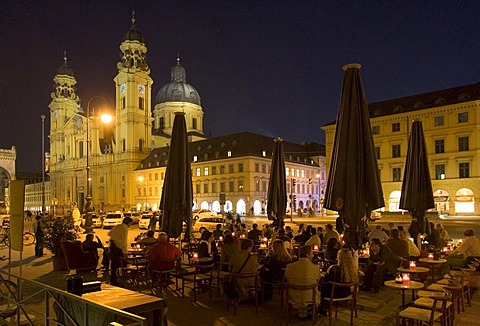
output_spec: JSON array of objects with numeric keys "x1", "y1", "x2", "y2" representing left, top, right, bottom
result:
[{"x1": 1, "y1": 245, "x2": 480, "y2": 325}]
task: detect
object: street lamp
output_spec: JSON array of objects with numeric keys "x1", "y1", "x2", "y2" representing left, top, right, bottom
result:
[
  {"x1": 41, "y1": 115, "x2": 46, "y2": 213},
  {"x1": 83, "y1": 96, "x2": 110, "y2": 233}
]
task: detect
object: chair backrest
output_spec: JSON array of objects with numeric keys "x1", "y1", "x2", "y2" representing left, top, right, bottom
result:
[
  {"x1": 285, "y1": 283, "x2": 317, "y2": 304},
  {"x1": 329, "y1": 281, "x2": 358, "y2": 300},
  {"x1": 428, "y1": 289, "x2": 453, "y2": 322},
  {"x1": 61, "y1": 241, "x2": 97, "y2": 270}
]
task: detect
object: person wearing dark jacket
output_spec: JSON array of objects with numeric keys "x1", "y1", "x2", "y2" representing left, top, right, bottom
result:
[
  {"x1": 198, "y1": 231, "x2": 218, "y2": 262},
  {"x1": 361, "y1": 238, "x2": 399, "y2": 292}
]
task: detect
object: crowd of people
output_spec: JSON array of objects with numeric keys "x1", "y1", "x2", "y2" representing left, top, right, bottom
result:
[{"x1": 78, "y1": 216, "x2": 480, "y2": 321}]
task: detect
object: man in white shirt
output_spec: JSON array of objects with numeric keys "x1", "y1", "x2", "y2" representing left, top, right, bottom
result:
[
  {"x1": 399, "y1": 230, "x2": 420, "y2": 257},
  {"x1": 368, "y1": 225, "x2": 389, "y2": 243},
  {"x1": 285, "y1": 245, "x2": 321, "y2": 318},
  {"x1": 108, "y1": 217, "x2": 133, "y2": 286},
  {"x1": 447, "y1": 229, "x2": 480, "y2": 268},
  {"x1": 324, "y1": 224, "x2": 340, "y2": 243},
  {"x1": 305, "y1": 228, "x2": 321, "y2": 247}
]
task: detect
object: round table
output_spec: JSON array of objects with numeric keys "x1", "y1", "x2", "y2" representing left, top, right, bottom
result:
[
  {"x1": 397, "y1": 267, "x2": 429, "y2": 273},
  {"x1": 384, "y1": 280, "x2": 425, "y2": 309},
  {"x1": 418, "y1": 258, "x2": 447, "y2": 283}
]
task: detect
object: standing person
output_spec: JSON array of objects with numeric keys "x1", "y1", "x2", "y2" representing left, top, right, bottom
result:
[
  {"x1": 33, "y1": 215, "x2": 44, "y2": 257},
  {"x1": 148, "y1": 214, "x2": 157, "y2": 232},
  {"x1": 108, "y1": 217, "x2": 133, "y2": 286},
  {"x1": 436, "y1": 223, "x2": 450, "y2": 248}
]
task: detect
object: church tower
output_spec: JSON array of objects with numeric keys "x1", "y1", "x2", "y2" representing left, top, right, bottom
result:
[{"x1": 152, "y1": 55, "x2": 206, "y2": 148}]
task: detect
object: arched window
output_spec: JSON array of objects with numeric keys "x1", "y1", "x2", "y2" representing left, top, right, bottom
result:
[
  {"x1": 139, "y1": 139, "x2": 144, "y2": 152},
  {"x1": 121, "y1": 97, "x2": 126, "y2": 110},
  {"x1": 79, "y1": 141, "x2": 84, "y2": 158},
  {"x1": 138, "y1": 97, "x2": 144, "y2": 110},
  {"x1": 122, "y1": 139, "x2": 126, "y2": 152},
  {"x1": 192, "y1": 117, "x2": 197, "y2": 130},
  {"x1": 159, "y1": 117, "x2": 165, "y2": 130}
]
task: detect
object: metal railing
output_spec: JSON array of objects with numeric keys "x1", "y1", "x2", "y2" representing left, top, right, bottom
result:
[{"x1": 0, "y1": 270, "x2": 146, "y2": 326}]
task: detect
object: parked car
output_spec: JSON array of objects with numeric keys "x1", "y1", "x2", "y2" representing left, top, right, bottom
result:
[
  {"x1": 192, "y1": 216, "x2": 230, "y2": 234},
  {"x1": 139, "y1": 214, "x2": 160, "y2": 231},
  {"x1": 124, "y1": 211, "x2": 141, "y2": 224},
  {"x1": 80, "y1": 213, "x2": 103, "y2": 228},
  {"x1": 102, "y1": 212, "x2": 124, "y2": 228},
  {"x1": 191, "y1": 209, "x2": 219, "y2": 220}
]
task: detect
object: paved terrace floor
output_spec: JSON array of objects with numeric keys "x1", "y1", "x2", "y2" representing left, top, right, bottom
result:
[{"x1": 1, "y1": 245, "x2": 480, "y2": 326}]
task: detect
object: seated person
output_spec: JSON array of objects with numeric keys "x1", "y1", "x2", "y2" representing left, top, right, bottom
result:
[
  {"x1": 198, "y1": 231, "x2": 218, "y2": 262},
  {"x1": 285, "y1": 226, "x2": 294, "y2": 239},
  {"x1": 145, "y1": 232, "x2": 181, "y2": 271},
  {"x1": 82, "y1": 234, "x2": 106, "y2": 269},
  {"x1": 212, "y1": 224, "x2": 224, "y2": 240},
  {"x1": 319, "y1": 248, "x2": 359, "y2": 316},
  {"x1": 139, "y1": 230, "x2": 158, "y2": 246},
  {"x1": 220, "y1": 234, "x2": 240, "y2": 269},
  {"x1": 230, "y1": 239, "x2": 260, "y2": 300},
  {"x1": 234, "y1": 224, "x2": 248, "y2": 239},
  {"x1": 386, "y1": 229, "x2": 409, "y2": 262},
  {"x1": 261, "y1": 239, "x2": 292, "y2": 300},
  {"x1": 398, "y1": 230, "x2": 420, "y2": 258},
  {"x1": 247, "y1": 223, "x2": 263, "y2": 243},
  {"x1": 325, "y1": 237, "x2": 339, "y2": 261},
  {"x1": 360, "y1": 238, "x2": 399, "y2": 292},
  {"x1": 305, "y1": 227, "x2": 321, "y2": 247},
  {"x1": 324, "y1": 224, "x2": 340, "y2": 243},
  {"x1": 368, "y1": 225, "x2": 389, "y2": 243},
  {"x1": 447, "y1": 229, "x2": 480, "y2": 268},
  {"x1": 294, "y1": 227, "x2": 311, "y2": 246},
  {"x1": 285, "y1": 245, "x2": 321, "y2": 318}
]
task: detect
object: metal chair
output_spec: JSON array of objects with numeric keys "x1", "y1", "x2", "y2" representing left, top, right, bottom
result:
[
  {"x1": 120, "y1": 256, "x2": 148, "y2": 290},
  {"x1": 227, "y1": 272, "x2": 261, "y2": 316},
  {"x1": 181, "y1": 262, "x2": 214, "y2": 301},
  {"x1": 325, "y1": 281, "x2": 358, "y2": 326},
  {"x1": 284, "y1": 282, "x2": 317, "y2": 325},
  {"x1": 150, "y1": 256, "x2": 182, "y2": 292}
]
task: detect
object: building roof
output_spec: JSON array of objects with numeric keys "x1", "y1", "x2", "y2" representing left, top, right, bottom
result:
[
  {"x1": 136, "y1": 131, "x2": 325, "y2": 171},
  {"x1": 123, "y1": 12, "x2": 144, "y2": 43},
  {"x1": 323, "y1": 82, "x2": 480, "y2": 126},
  {"x1": 56, "y1": 52, "x2": 75, "y2": 77}
]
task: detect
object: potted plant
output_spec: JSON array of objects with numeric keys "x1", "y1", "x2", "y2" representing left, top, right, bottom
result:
[{"x1": 43, "y1": 215, "x2": 78, "y2": 270}]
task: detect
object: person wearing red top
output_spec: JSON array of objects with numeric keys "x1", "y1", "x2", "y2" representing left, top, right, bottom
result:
[{"x1": 145, "y1": 232, "x2": 181, "y2": 271}]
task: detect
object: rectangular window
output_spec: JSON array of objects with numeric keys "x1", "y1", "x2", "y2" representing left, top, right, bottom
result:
[
  {"x1": 228, "y1": 181, "x2": 234, "y2": 192},
  {"x1": 255, "y1": 180, "x2": 260, "y2": 191},
  {"x1": 392, "y1": 122, "x2": 400, "y2": 132},
  {"x1": 227, "y1": 151, "x2": 232, "y2": 157},
  {"x1": 204, "y1": 167, "x2": 209, "y2": 176},
  {"x1": 238, "y1": 180, "x2": 244, "y2": 191},
  {"x1": 459, "y1": 162, "x2": 470, "y2": 178},
  {"x1": 212, "y1": 182, "x2": 217, "y2": 193},
  {"x1": 255, "y1": 163, "x2": 259, "y2": 172},
  {"x1": 122, "y1": 189, "x2": 125, "y2": 198},
  {"x1": 262, "y1": 181, "x2": 267, "y2": 192},
  {"x1": 193, "y1": 156, "x2": 198, "y2": 162},
  {"x1": 220, "y1": 165, "x2": 225, "y2": 174},
  {"x1": 203, "y1": 183, "x2": 209, "y2": 193},
  {"x1": 434, "y1": 139, "x2": 445, "y2": 154},
  {"x1": 458, "y1": 112, "x2": 468, "y2": 123},
  {"x1": 392, "y1": 144, "x2": 401, "y2": 158},
  {"x1": 372, "y1": 125, "x2": 380, "y2": 135},
  {"x1": 262, "y1": 164, "x2": 266, "y2": 173},
  {"x1": 196, "y1": 168, "x2": 201, "y2": 177},
  {"x1": 155, "y1": 173, "x2": 158, "y2": 180},
  {"x1": 435, "y1": 164, "x2": 445, "y2": 180},
  {"x1": 196, "y1": 184, "x2": 201, "y2": 194},
  {"x1": 392, "y1": 167, "x2": 402, "y2": 182},
  {"x1": 211, "y1": 166, "x2": 216, "y2": 175},
  {"x1": 238, "y1": 163, "x2": 244, "y2": 172},
  {"x1": 375, "y1": 147, "x2": 380, "y2": 159},
  {"x1": 79, "y1": 141, "x2": 84, "y2": 158},
  {"x1": 286, "y1": 167, "x2": 289, "y2": 176},
  {"x1": 434, "y1": 116, "x2": 444, "y2": 127},
  {"x1": 220, "y1": 182, "x2": 225, "y2": 192},
  {"x1": 228, "y1": 164, "x2": 234, "y2": 173},
  {"x1": 458, "y1": 136, "x2": 469, "y2": 151}
]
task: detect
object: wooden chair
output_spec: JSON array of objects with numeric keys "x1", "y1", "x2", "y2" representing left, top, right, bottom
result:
[
  {"x1": 396, "y1": 290, "x2": 452, "y2": 326},
  {"x1": 413, "y1": 289, "x2": 454, "y2": 326},
  {"x1": 227, "y1": 272, "x2": 261, "y2": 316},
  {"x1": 325, "y1": 281, "x2": 358, "y2": 326},
  {"x1": 284, "y1": 283, "x2": 317, "y2": 325},
  {"x1": 120, "y1": 256, "x2": 148, "y2": 290},
  {"x1": 182, "y1": 262, "x2": 214, "y2": 301},
  {"x1": 150, "y1": 256, "x2": 182, "y2": 292},
  {"x1": 61, "y1": 241, "x2": 98, "y2": 275},
  {"x1": 216, "y1": 261, "x2": 231, "y2": 296},
  {"x1": 261, "y1": 267, "x2": 286, "y2": 306}
]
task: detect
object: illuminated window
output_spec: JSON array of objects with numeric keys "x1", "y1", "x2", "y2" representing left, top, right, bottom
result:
[
  {"x1": 262, "y1": 151, "x2": 267, "y2": 157},
  {"x1": 204, "y1": 167, "x2": 209, "y2": 176},
  {"x1": 196, "y1": 168, "x2": 201, "y2": 176},
  {"x1": 193, "y1": 156, "x2": 198, "y2": 162},
  {"x1": 301, "y1": 170, "x2": 305, "y2": 178},
  {"x1": 296, "y1": 169, "x2": 300, "y2": 177},
  {"x1": 227, "y1": 151, "x2": 232, "y2": 157},
  {"x1": 238, "y1": 180, "x2": 244, "y2": 191},
  {"x1": 286, "y1": 168, "x2": 289, "y2": 176},
  {"x1": 435, "y1": 164, "x2": 445, "y2": 180}
]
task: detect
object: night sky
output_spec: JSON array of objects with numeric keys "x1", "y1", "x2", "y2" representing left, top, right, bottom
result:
[{"x1": 1, "y1": 1, "x2": 480, "y2": 173}]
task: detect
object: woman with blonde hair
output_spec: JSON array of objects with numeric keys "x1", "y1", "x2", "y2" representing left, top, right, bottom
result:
[
  {"x1": 261, "y1": 239, "x2": 292, "y2": 300},
  {"x1": 318, "y1": 248, "x2": 358, "y2": 316}
]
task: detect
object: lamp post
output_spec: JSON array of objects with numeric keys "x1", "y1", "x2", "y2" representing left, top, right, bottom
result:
[
  {"x1": 83, "y1": 96, "x2": 110, "y2": 234},
  {"x1": 41, "y1": 115, "x2": 46, "y2": 213}
]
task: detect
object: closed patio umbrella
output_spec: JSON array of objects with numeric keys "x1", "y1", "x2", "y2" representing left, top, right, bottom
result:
[
  {"x1": 323, "y1": 63, "x2": 384, "y2": 249},
  {"x1": 267, "y1": 138, "x2": 287, "y2": 227},
  {"x1": 160, "y1": 112, "x2": 193, "y2": 240},
  {"x1": 399, "y1": 120, "x2": 434, "y2": 237}
]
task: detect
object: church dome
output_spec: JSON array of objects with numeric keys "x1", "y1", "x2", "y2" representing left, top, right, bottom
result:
[
  {"x1": 155, "y1": 57, "x2": 201, "y2": 105},
  {"x1": 56, "y1": 52, "x2": 75, "y2": 77},
  {"x1": 124, "y1": 12, "x2": 144, "y2": 43}
]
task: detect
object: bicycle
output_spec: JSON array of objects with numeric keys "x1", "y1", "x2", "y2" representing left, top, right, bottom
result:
[{"x1": 0, "y1": 227, "x2": 35, "y2": 247}]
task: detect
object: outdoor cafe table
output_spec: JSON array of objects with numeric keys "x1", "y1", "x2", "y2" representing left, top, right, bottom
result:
[
  {"x1": 58, "y1": 283, "x2": 167, "y2": 326},
  {"x1": 397, "y1": 266, "x2": 429, "y2": 281},
  {"x1": 418, "y1": 258, "x2": 447, "y2": 283},
  {"x1": 384, "y1": 280, "x2": 425, "y2": 309}
]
